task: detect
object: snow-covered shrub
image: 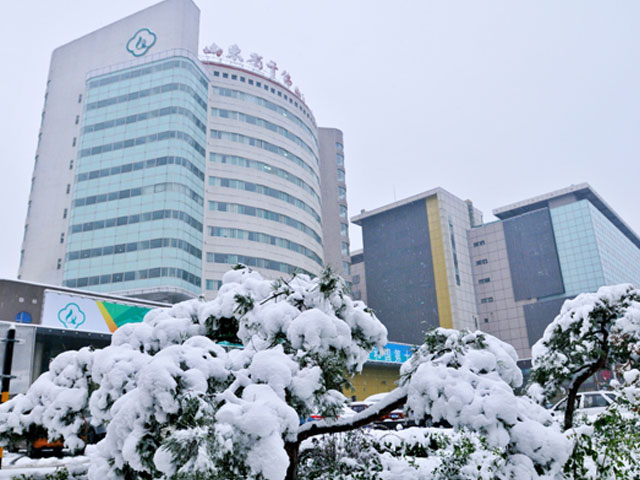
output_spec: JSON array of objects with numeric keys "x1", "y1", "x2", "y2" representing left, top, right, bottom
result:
[
  {"x1": 0, "y1": 266, "x2": 589, "y2": 479},
  {"x1": 298, "y1": 430, "x2": 383, "y2": 480},
  {"x1": 399, "y1": 328, "x2": 572, "y2": 478},
  {"x1": 528, "y1": 284, "x2": 640, "y2": 429},
  {"x1": 0, "y1": 347, "x2": 94, "y2": 452}
]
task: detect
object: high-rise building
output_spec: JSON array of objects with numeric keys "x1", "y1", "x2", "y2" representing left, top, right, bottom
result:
[
  {"x1": 18, "y1": 0, "x2": 350, "y2": 303},
  {"x1": 352, "y1": 188, "x2": 482, "y2": 344},
  {"x1": 470, "y1": 183, "x2": 640, "y2": 358}
]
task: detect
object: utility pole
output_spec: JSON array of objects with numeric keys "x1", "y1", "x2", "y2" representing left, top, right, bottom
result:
[{"x1": 0, "y1": 326, "x2": 17, "y2": 469}]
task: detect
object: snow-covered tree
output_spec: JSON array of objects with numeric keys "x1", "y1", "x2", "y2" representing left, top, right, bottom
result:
[
  {"x1": 528, "y1": 284, "x2": 640, "y2": 429},
  {"x1": 0, "y1": 266, "x2": 574, "y2": 479}
]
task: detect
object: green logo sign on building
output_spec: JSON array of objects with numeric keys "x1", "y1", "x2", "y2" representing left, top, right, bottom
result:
[{"x1": 127, "y1": 28, "x2": 156, "y2": 57}]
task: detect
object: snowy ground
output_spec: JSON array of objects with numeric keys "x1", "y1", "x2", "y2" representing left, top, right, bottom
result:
[{"x1": 0, "y1": 452, "x2": 89, "y2": 479}]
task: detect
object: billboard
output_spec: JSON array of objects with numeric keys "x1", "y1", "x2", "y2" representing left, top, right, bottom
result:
[
  {"x1": 368, "y1": 342, "x2": 415, "y2": 365},
  {"x1": 41, "y1": 291, "x2": 154, "y2": 334}
]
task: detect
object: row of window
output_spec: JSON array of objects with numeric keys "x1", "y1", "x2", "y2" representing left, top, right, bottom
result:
[
  {"x1": 79, "y1": 130, "x2": 206, "y2": 159},
  {"x1": 73, "y1": 182, "x2": 203, "y2": 208},
  {"x1": 83, "y1": 105, "x2": 206, "y2": 135},
  {"x1": 211, "y1": 108, "x2": 317, "y2": 162},
  {"x1": 208, "y1": 176, "x2": 320, "y2": 223},
  {"x1": 211, "y1": 71, "x2": 314, "y2": 125},
  {"x1": 209, "y1": 153, "x2": 319, "y2": 203},
  {"x1": 205, "y1": 279, "x2": 223, "y2": 291},
  {"x1": 210, "y1": 129, "x2": 318, "y2": 182},
  {"x1": 64, "y1": 266, "x2": 201, "y2": 289},
  {"x1": 66, "y1": 237, "x2": 202, "y2": 262},
  {"x1": 88, "y1": 58, "x2": 208, "y2": 90},
  {"x1": 208, "y1": 201, "x2": 321, "y2": 245},
  {"x1": 211, "y1": 86, "x2": 317, "y2": 145},
  {"x1": 209, "y1": 226, "x2": 322, "y2": 266},
  {"x1": 206, "y1": 252, "x2": 312, "y2": 276},
  {"x1": 86, "y1": 82, "x2": 207, "y2": 112},
  {"x1": 70, "y1": 209, "x2": 203, "y2": 234},
  {"x1": 76, "y1": 155, "x2": 204, "y2": 183}
]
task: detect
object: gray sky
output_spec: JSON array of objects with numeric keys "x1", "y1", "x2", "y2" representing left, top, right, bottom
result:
[{"x1": 2, "y1": 1, "x2": 640, "y2": 279}]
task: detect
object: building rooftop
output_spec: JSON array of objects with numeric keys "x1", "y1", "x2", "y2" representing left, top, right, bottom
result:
[
  {"x1": 493, "y1": 183, "x2": 640, "y2": 249},
  {"x1": 351, "y1": 187, "x2": 448, "y2": 225}
]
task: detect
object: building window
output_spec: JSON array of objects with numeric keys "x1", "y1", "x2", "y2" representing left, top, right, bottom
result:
[
  {"x1": 336, "y1": 153, "x2": 344, "y2": 166},
  {"x1": 479, "y1": 277, "x2": 491, "y2": 284},
  {"x1": 206, "y1": 279, "x2": 214, "y2": 290},
  {"x1": 63, "y1": 208, "x2": 68, "y2": 219},
  {"x1": 473, "y1": 240, "x2": 485, "y2": 247},
  {"x1": 339, "y1": 205, "x2": 348, "y2": 219},
  {"x1": 342, "y1": 261, "x2": 351, "y2": 276},
  {"x1": 337, "y1": 169, "x2": 345, "y2": 182},
  {"x1": 222, "y1": 72, "x2": 228, "y2": 78},
  {"x1": 341, "y1": 242, "x2": 350, "y2": 257},
  {"x1": 480, "y1": 297, "x2": 494, "y2": 304},
  {"x1": 231, "y1": 74, "x2": 237, "y2": 80},
  {"x1": 69, "y1": 159, "x2": 74, "y2": 170},
  {"x1": 72, "y1": 137, "x2": 76, "y2": 147},
  {"x1": 336, "y1": 142, "x2": 343, "y2": 151},
  {"x1": 75, "y1": 115, "x2": 79, "y2": 125},
  {"x1": 476, "y1": 258, "x2": 488, "y2": 265},
  {"x1": 340, "y1": 223, "x2": 348, "y2": 237},
  {"x1": 19, "y1": 250, "x2": 24, "y2": 267},
  {"x1": 484, "y1": 317, "x2": 489, "y2": 323},
  {"x1": 23, "y1": 225, "x2": 28, "y2": 241},
  {"x1": 338, "y1": 186, "x2": 346, "y2": 200},
  {"x1": 56, "y1": 258, "x2": 61, "y2": 270},
  {"x1": 352, "y1": 274, "x2": 360, "y2": 285},
  {"x1": 213, "y1": 71, "x2": 219, "y2": 77},
  {"x1": 66, "y1": 184, "x2": 71, "y2": 194},
  {"x1": 60, "y1": 233, "x2": 65, "y2": 244},
  {"x1": 77, "y1": 94, "x2": 82, "y2": 103}
]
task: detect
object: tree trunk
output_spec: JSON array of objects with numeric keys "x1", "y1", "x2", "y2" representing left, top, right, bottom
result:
[
  {"x1": 284, "y1": 441, "x2": 300, "y2": 480},
  {"x1": 563, "y1": 327, "x2": 608, "y2": 430}
]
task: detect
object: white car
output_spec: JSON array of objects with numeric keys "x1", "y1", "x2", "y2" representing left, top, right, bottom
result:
[{"x1": 551, "y1": 391, "x2": 618, "y2": 420}]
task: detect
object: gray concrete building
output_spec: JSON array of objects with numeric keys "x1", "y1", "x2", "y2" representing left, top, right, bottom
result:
[
  {"x1": 353, "y1": 183, "x2": 640, "y2": 360},
  {"x1": 350, "y1": 249, "x2": 367, "y2": 303},
  {"x1": 318, "y1": 128, "x2": 351, "y2": 279},
  {"x1": 352, "y1": 188, "x2": 482, "y2": 345}
]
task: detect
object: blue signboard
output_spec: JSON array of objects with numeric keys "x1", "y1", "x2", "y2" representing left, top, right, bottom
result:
[{"x1": 368, "y1": 342, "x2": 415, "y2": 365}]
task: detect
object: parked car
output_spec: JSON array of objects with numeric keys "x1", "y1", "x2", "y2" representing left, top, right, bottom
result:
[
  {"x1": 304, "y1": 405, "x2": 357, "y2": 424},
  {"x1": 550, "y1": 391, "x2": 618, "y2": 421},
  {"x1": 349, "y1": 392, "x2": 404, "y2": 428}
]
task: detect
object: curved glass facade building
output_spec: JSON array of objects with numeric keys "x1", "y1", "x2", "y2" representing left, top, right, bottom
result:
[
  {"x1": 203, "y1": 62, "x2": 325, "y2": 291},
  {"x1": 18, "y1": 0, "x2": 350, "y2": 303}
]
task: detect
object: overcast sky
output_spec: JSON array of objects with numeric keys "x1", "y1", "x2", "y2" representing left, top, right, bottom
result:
[{"x1": 1, "y1": 1, "x2": 639, "y2": 279}]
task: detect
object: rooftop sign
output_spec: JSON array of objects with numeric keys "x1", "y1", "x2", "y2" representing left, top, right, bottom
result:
[{"x1": 202, "y1": 42, "x2": 305, "y2": 102}]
